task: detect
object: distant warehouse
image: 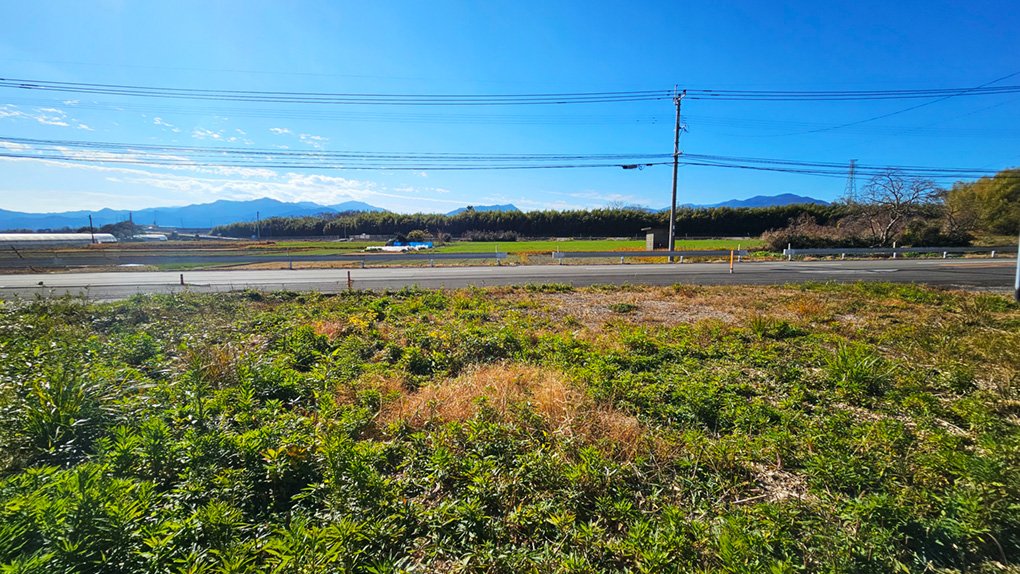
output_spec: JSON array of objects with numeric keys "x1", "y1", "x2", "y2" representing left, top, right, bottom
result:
[{"x1": 0, "y1": 233, "x2": 118, "y2": 249}]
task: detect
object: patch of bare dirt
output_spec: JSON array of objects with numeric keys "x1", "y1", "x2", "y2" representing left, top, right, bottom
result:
[{"x1": 533, "y1": 291, "x2": 735, "y2": 329}]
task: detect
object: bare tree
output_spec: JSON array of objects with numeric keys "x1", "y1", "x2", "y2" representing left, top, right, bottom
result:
[{"x1": 860, "y1": 170, "x2": 940, "y2": 246}]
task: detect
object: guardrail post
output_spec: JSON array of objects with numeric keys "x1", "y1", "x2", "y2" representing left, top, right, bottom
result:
[
  {"x1": 620, "y1": 256, "x2": 625, "y2": 264},
  {"x1": 679, "y1": 256, "x2": 684, "y2": 263},
  {"x1": 361, "y1": 259, "x2": 365, "y2": 269},
  {"x1": 430, "y1": 259, "x2": 434, "y2": 267},
  {"x1": 893, "y1": 251, "x2": 897, "y2": 259},
  {"x1": 943, "y1": 251, "x2": 947, "y2": 259},
  {"x1": 991, "y1": 250, "x2": 996, "y2": 258}
]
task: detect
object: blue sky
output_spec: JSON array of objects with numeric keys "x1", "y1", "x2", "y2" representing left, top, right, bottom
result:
[{"x1": 1, "y1": 0, "x2": 1018, "y2": 214}]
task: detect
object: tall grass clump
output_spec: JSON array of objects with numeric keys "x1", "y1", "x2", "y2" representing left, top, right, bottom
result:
[{"x1": 826, "y1": 341, "x2": 895, "y2": 401}]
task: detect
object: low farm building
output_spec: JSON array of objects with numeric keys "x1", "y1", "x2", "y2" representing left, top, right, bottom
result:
[{"x1": 0, "y1": 233, "x2": 118, "y2": 249}]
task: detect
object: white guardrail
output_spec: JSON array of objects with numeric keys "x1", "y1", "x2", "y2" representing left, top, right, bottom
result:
[
  {"x1": 781, "y1": 245, "x2": 1016, "y2": 261},
  {"x1": 552, "y1": 250, "x2": 748, "y2": 264}
]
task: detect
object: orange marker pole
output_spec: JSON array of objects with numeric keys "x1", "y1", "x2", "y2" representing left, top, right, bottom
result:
[{"x1": 729, "y1": 250, "x2": 734, "y2": 273}]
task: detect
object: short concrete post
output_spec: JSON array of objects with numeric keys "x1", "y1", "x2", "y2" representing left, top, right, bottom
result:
[
  {"x1": 943, "y1": 251, "x2": 947, "y2": 259},
  {"x1": 361, "y1": 260, "x2": 365, "y2": 269},
  {"x1": 991, "y1": 250, "x2": 996, "y2": 258},
  {"x1": 893, "y1": 251, "x2": 897, "y2": 259},
  {"x1": 620, "y1": 256, "x2": 625, "y2": 264},
  {"x1": 430, "y1": 259, "x2": 434, "y2": 267},
  {"x1": 841, "y1": 253, "x2": 845, "y2": 260},
  {"x1": 679, "y1": 256, "x2": 684, "y2": 263}
]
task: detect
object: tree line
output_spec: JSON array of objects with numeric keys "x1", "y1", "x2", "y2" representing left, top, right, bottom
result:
[
  {"x1": 211, "y1": 166, "x2": 1018, "y2": 246},
  {"x1": 212, "y1": 204, "x2": 846, "y2": 239}
]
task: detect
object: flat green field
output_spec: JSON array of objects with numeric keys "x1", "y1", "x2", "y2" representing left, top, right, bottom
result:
[{"x1": 435, "y1": 238, "x2": 764, "y2": 253}]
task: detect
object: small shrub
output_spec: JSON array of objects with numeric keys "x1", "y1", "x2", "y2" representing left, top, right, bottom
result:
[{"x1": 608, "y1": 303, "x2": 638, "y2": 314}]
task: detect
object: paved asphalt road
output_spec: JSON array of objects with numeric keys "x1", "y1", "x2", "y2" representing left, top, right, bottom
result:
[{"x1": 0, "y1": 258, "x2": 1014, "y2": 301}]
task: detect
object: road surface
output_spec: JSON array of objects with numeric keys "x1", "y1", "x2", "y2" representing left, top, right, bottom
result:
[{"x1": 0, "y1": 258, "x2": 1013, "y2": 301}]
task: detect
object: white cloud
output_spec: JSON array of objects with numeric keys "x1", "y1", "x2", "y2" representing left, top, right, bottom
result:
[
  {"x1": 299, "y1": 134, "x2": 328, "y2": 148},
  {"x1": 192, "y1": 128, "x2": 223, "y2": 140},
  {"x1": 36, "y1": 116, "x2": 69, "y2": 127},
  {"x1": 235, "y1": 129, "x2": 247, "y2": 135},
  {"x1": 38, "y1": 107, "x2": 64, "y2": 114},
  {"x1": 153, "y1": 117, "x2": 175, "y2": 128},
  {"x1": 0, "y1": 140, "x2": 32, "y2": 151},
  {"x1": 270, "y1": 127, "x2": 292, "y2": 135},
  {"x1": 77, "y1": 124, "x2": 94, "y2": 131},
  {"x1": 0, "y1": 106, "x2": 25, "y2": 120},
  {"x1": 62, "y1": 100, "x2": 79, "y2": 105}
]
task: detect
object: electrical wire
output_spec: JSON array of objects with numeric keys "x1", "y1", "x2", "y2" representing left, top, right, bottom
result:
[
  {"x1": 4, "y1": 77, "x2": 1020, "y2": 105},
  {"x1": 1, "y1": 134, "x2": 1014, "y2": 179}
]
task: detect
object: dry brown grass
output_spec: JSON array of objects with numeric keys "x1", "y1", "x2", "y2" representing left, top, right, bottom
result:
[
  {"x1": 375, "y1": 364, "x2": 647, "y2": 460},
  {"x1": 379, "y1": 364, "x2": 578, "y2": 429}
]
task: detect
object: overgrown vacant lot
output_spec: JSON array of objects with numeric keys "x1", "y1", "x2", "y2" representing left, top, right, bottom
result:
[{"x1": 1, "y1": 283, "x2": 1018, "y2": 573}]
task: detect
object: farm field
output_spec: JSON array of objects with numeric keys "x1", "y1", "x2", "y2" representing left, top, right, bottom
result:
[
  {"x1": 0, "y1": 283, "x2": 1018, "y2": 572},
  {"x1": 433, "y1": 239, "x2": 764, "y2": 254}
]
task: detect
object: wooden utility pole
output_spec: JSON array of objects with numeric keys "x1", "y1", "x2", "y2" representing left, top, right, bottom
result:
[
  {"x1": 668, "y1": 88, "x2": 685, "y2": 262},
  {"x1": 1014, "y1": 227, "x2": 1020, "y2": 302},
  {"x1": 88, "y1": 215, "x2": 96, "y2": 244}
]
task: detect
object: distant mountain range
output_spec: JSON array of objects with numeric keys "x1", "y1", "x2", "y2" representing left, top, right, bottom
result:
[
  {"x1": 445, "y1": 204, "x2": 520, "y2": 216},
  {"x1": 0, "y1": 195, "x2": 825, "y2": 231},
  {"x1": 0, "y1": 198, "x2": 388, "y2": 231},
  {"x1": 677, "y1": 194, "x2": 829, "y2": 209}
]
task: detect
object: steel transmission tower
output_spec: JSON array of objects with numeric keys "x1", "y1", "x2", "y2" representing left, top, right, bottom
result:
[{"x1": 842, "y1": 159, "x2": 858, "y2": 204}]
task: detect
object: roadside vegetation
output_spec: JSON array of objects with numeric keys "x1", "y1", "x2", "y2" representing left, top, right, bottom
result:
[
  {"x1": 763, "y1": 168, "x2": 1019, "y2": 251},
  {"x1": 1, "y1": 282, "x2": 1018, "y2": 572}
]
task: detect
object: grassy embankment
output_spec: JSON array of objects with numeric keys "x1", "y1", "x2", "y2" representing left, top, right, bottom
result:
[{"x1": 0, "y1": 282, "x2": 1018, "y2": 572}]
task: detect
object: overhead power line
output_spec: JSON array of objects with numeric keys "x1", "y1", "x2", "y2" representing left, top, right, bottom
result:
[
  {"x1": 0, "y1": 78, "x2": 672, "y2": 105},
  {"x1": 3, "y1": 77, "x2": 1020, "y2": 105},
  {"x1": 0, "y1": 135, "x2": 1013, "y2": 180},
  {"x1": 0, "y1": 135, "x2": 672, "y2": 170}
]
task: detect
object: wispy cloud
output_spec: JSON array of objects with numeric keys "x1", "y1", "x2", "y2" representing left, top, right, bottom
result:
[
  {"x1": 76, "y1": 124, "x2": 94, "y2": 131},
  {"x1": 192, "y1": 128, "x2": 222, "y2": 140},
  {"x1": 36, "y1": 115, "x2": 69, "y2": 127},
  {"x1": 270, "y1": 127, "x2": 293, "y2": 135},
  {"x1": 0, "y1": 140, "x2": 32, "y2": 152},
  {"x1": 299, "y1": 134, "x2": 328, "y2": 148},
  {"x1": 62, "y1": 100, "x2": 79, "y2": 106}
]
